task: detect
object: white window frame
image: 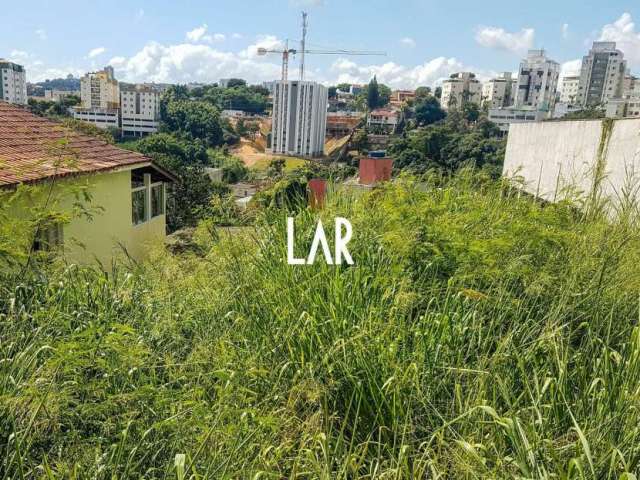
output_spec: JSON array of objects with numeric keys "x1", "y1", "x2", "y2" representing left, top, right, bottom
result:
[{"x1": 132, "y1": 172, "x2": 166, "y2": 226}]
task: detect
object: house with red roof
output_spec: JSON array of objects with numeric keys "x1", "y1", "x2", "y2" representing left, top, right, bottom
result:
[{"x1": 0, "y1": 101, "x2": 176, "y2": 265}]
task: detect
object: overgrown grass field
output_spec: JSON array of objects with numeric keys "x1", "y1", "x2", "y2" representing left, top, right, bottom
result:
[{"x1": 2, "y1": 173, "x2": 640, "y2": 478}]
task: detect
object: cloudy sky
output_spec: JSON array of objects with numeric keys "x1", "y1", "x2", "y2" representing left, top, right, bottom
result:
[{"x1": 2, "y1": 0, "x2": 639, "y2": 88}]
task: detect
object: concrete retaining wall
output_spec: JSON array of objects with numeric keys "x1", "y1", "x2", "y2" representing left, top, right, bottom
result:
[{"x1": 503, "y1": 118, "x2": 640, "y2": 205}]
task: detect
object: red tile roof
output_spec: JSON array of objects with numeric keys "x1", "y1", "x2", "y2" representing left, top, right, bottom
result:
[{"x1": 0, "y1": 101, "x2": 161, "y2": 186}]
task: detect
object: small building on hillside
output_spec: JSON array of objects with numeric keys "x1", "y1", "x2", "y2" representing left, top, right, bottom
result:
[
  {"x1": 0, "y1": 101, "x2": 176, "y2": 265},
  {"x1": 390, "y1": 90, "x2": 416, "y2": 106},
  {"x1": 326, "y1": 112, "x2": 362, "y2": 137},
  {"x1": 367, "y1": 108, "x2": 401, "y2": 134}
]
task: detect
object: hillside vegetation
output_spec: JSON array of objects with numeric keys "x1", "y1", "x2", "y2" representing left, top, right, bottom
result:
[{"x1": 2, "y1": 172, "x2": 640, "y2": 478}]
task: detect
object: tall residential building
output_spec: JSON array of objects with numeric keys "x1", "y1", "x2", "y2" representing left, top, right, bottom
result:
[
  {"x1": 79, "y1": 66, "x2": 119, "y2": 109},
  {"x1": 576, "y1": 42, "x2": 626, "y2": 107},
  {"x1": 559, "y1": 75, "x2": 580, "y2": 104},
  {"x1": 270, "y1": 80, "x2": 328, "y2": 158},
  {"x1": 440, "y1": 72, "x2": 482, "y2": 111},
  {"x1": 623, "y1": 73, "x2": 639, "y2": 98},
  {"x1": 514, "y1": 50, "x2": 560, "y2": 111},
  {"x1": 481, "y1": 72, "x2": 516, "y2": 108},
  {"x1": 0, "y1": 60, "x2": 27, "y2": 105},
  {"x1": 74, "y1": 66, "x2": 120, "y2": 130},
  {"x1": 120, "y1": 83, "x2": 162, "y2": 137}
]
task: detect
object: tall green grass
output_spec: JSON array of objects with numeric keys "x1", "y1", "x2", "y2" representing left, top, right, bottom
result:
[{"x1": 2, "y1": 171, "x2": 640, "y2": 478}]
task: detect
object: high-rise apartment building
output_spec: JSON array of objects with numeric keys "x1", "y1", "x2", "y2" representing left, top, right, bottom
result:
[
  {"x1": 576, "y1": 42, "x2": 626, "y2": 107},
  {"x1": 440, "y1": 72, "x2": 482, "y2": 111},
  {"x1": 559, "y1": 75, "x2": 580, "y2": 104},
  {"x1": 120, "y1": 83, "x2": 162, "y2": 137},
  {"x1": 270, "y1": 80, "x2": 328, "y2": 158},
  {"x1": 514, "y1": 50, "x2": 560, "y2": 111},
  {"x1": 481, "y1": 72, "x2": 516, "y2": 108},
  {"x1": 79, "y1": 66, "x2": 119, "y2": 109},
  {"x1": 74, "y1": 67, "x2": 120, "y2": 130},
  {"x1": 0, "y1": 60, "x2": 27, "y2": 105}
]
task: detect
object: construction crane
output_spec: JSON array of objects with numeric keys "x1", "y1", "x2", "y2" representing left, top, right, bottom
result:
[{"x1": 257, "y1": 11, "x2": 386, "y2": 82}]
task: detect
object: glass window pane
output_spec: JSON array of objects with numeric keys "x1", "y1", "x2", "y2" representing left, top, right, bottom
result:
[
  {"x1": 151, "y1": 184, "x2": 164, "y2": 218},
  {"x1": 132, "y1": 189, "x2": 147, "y2": 225}
]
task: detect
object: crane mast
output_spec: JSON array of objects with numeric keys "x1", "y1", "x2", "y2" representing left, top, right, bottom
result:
[
  {"x1": 256, "y1": 12, "x2": 386, "y2": 82},
  {"x1": 300, "y1": 12, "x2": 308, "y2": 81}
]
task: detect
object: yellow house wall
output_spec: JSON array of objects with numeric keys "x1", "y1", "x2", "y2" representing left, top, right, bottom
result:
[{"x1": 8, "y1": 168, "x2": 167, "y2": 266}]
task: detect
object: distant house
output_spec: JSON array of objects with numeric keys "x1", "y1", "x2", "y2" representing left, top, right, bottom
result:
[
  {"x1": 389, "y1": 90, "x2": 415, "y2": 106},
  {"x1": 0, "y1": 101, "x2": 176, "y2": 265},
  {"x1": 367, "y1": 108, "x2": 401, "y2": 134}
]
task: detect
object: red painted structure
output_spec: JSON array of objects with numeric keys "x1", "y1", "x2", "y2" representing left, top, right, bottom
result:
[
  {"x1": 308, "y1": 178, "x2": 327, "y2": 209},
  {"x1": 359, "y1": 156, "x2": 393, "y2": 185}
]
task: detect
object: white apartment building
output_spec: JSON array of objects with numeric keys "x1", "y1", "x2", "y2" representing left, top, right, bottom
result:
[
  {"x1": 440, "y1": 72, "x2": 482, "y2": 111},
  {"x1": 0, "y1": 60, "x2": 27, "y2": 105},
  {"x1": 514, "y1": 50, "x2": 560, "y2": 112},
  {"x1": 74, "y1": 66, "x2": 121, "y2": 130},
  {"x1": 481, "y1": 72, "x2": 516, "y2": 109},
  {"x1": 576, "y1": 42, "x2": 626, "y2": 107},
  {"x1": 559, "y1": 75, "x2": 580, "y2": 104},
  {"x1": 79, "y1": 66, "x2": 119, "y2": 109},
  {"x1": 72, "y1": 108, "x2": 119, "y2": 129},
  {"x1": 120, "y1": 83, "x2": 162, "y2": 137},
  {"x1": 270, "y1": 80, "x2": 328, "y2": 158}
]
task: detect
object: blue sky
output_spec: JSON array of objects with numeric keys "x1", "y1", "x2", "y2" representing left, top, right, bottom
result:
[{"x1": 2, "y1": 0, "x2": 639, "y2": 88}]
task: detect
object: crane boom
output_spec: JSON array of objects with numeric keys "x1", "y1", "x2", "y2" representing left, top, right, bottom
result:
[{"x1": 256, "y1": 12, "x2": 386, "y2": 81}]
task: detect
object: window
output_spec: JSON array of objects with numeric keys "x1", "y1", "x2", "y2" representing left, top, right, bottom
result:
[
  {"x1": 151, "y1": 184, "x2": 165, "y2": 217},
  {"x1": 33, "y1": 222, "x2": 63, "y2": 252},
  {"x1": 132, "y1": 188, "x2": 147, "y2": 225},
  {"x1": 131, "y1": 169, "x2": 166, "y2": 225}
]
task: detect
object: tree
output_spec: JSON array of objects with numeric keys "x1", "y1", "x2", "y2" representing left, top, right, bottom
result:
[
  {"x1": 367, "y1": 76, "x2": 380, "y2": 111},
  {"x1": 226, "y1": 78, "x2": 247, "y2": 88},
  {"x1": 336, "y1": 83, "x2": 351, "y2": 92},
  {"x1": 462, "y1": 102, "x2": 480, "y2": 123},
  {"x1": 434, "y1": 86, "x2": 442, "y2": 99},
  {"x1": 414, "y1": 86, "x2": 432, "y2": 99},
  {"x1": 136, "y1": 133, "x2": 214, "y2": 231},
  {"x1": 161, "y1": 99, "x2": 224, "y2": 147},
  {"x1": 414, "y1": 97, "x2": 446, "y2": 126},
  {"x1": 266, "y1": 158, "x2": 286, "y2": 178},
  {"x1": 328, "y1": 86, "x2": 338, "y2": 99}
]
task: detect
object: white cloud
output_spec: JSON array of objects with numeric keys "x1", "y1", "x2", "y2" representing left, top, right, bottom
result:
[
  {"x1": 186, "y1": 24, "x2": 225, "y2": 44},
  {"x1": 241, "y1": 35, "x2": 285, "y2": 59},
  {"x1": 400, "y1": 37, "x2": 416, "y2": 48},
  {"x1": 598, "y1": 13, "x2": 640, "y2": 69},
  {"x1": 475, "y1": 26, "x2": 535, "y2": 54},
  {"x1": 562, "y1": 23, "x2": 569, "y2": 39},
  {"x1": 329, "y1": 56, "x2": 496, "y2": 89},
  {"x1": 186, "y1": 25, "x2": 208, "y2": 43},
  {"x1": 108, "y1": 56, "x2": 126, "y2": 67},
  {"x1": 561, "y1": 59, "x2": 582, "y2": 78},
  {"x1": 35, "y1": 29, "x2": 47, "y2": 40},
  {"x1": 109, "y1": 41, "x2": 282, "y2": 84},
  {"x1": 232, "y1": 33, "x2": 243, "y2": 40},
  {"x1": 9, "y1": 50, "x2": 29, "y2": 61},
  {"x1": 88, "y1": 47, "x2": 107, "y2": 58}
]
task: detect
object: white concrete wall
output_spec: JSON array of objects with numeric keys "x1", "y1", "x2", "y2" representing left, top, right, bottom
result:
[{"x1": 503, "y1": 118, "x2": 640, "y2": 205}]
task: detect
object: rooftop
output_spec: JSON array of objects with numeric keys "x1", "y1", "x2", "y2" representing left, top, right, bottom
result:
[{"x1": 0, "y1": 101, "x2": 173, "y2": 186}]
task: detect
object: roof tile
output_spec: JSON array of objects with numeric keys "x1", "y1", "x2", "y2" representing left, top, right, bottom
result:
[{"x1": 0, "y1": 101, "x2": 155, "y2": 186}]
